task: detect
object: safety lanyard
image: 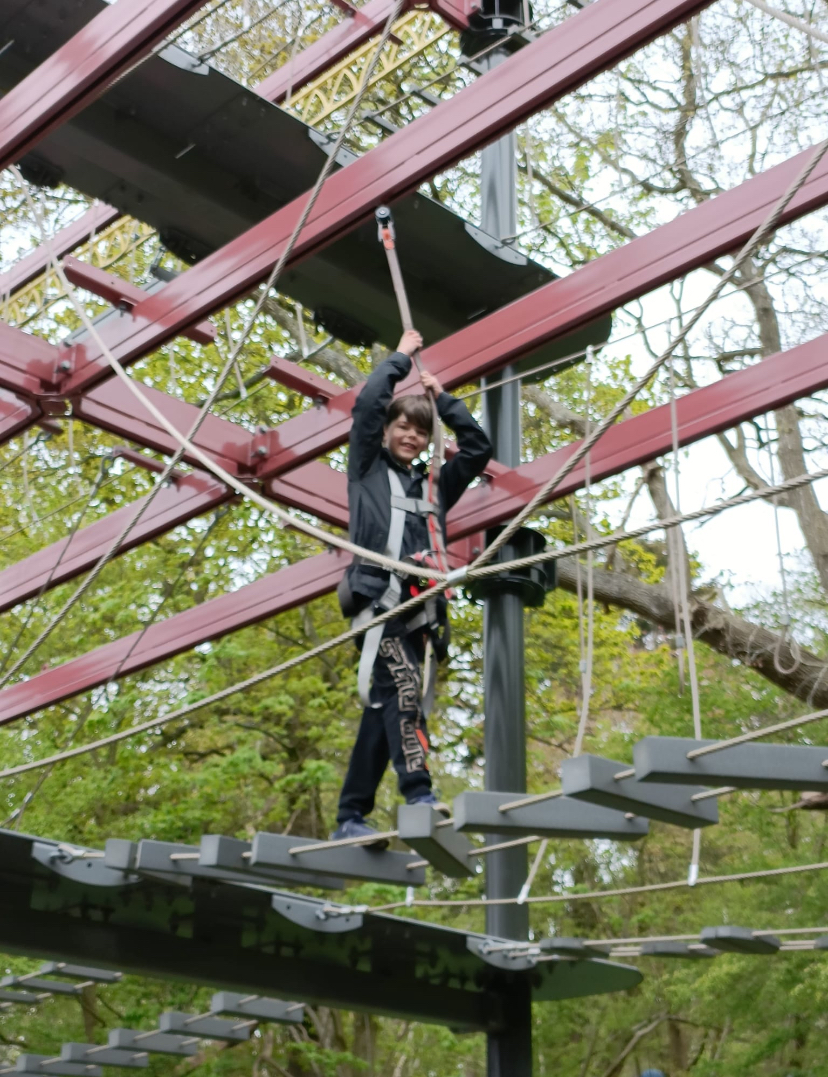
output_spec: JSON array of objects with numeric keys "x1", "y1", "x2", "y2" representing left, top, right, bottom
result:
[{"x1": 375, "y1": 205, "x2": 450, "y2": 585}]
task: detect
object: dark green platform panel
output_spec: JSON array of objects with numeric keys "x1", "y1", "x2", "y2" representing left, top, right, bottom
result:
[{"x1": 0, "y1": 828, "x2": 640, "y2": 1031}]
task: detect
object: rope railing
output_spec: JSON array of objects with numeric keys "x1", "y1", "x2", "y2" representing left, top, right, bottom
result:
[{"x1": 362, "y1": 858, "x2": 828, "y2": 914}]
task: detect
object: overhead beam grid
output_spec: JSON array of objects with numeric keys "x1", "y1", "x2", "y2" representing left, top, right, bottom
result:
[
  {"x1": 0, "y1": 0, "x2": 826, "y2": 791},
  {"x1": 2, "y1": 0, "x2": 828, "y2": 1054}
]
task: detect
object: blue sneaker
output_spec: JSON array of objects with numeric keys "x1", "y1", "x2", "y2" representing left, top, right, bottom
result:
[
  {"x1": 331, "y1": 816, "x2": 390, "y2": 850},
  {"x1": 406, "y1": 793, "x2": 450, "y2": 817}
]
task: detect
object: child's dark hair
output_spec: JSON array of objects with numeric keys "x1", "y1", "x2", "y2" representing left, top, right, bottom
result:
[{"x1": 385, "y1": 395, "x2": 432, "y2": 434}]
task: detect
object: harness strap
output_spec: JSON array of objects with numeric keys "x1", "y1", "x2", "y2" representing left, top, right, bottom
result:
[
  {"x1": 390, "y1": 495, "x2": 435, "y2": 515},
  {"x1": 374, "y1": 206, "x2": 451, "y2": 597},
  {"x1": 356, "y1": 468, "x2": 409, "y2": 707}
]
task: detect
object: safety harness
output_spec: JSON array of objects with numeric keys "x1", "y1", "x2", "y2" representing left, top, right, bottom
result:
[{"x1": 349, "y1": 466, "x2": 447, "y2": 712}]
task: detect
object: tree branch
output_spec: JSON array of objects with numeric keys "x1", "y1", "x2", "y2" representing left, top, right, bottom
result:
[
  {"x1": 555, "y1": 561, "x2": 828, "y2": 707},
  {"x1": 597, "y1": 1015, "x2": 666, "y2": 1077}
]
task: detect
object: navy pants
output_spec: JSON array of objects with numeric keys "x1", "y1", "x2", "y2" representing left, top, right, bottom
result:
[{"x1": 337, "y1": 632, "x2": 432, "y2": 824}]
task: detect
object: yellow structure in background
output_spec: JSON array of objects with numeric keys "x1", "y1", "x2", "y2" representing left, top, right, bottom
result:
[
  {"x1": 4, "y1": 220, "x2": 155, "y2": 329},
  {"x1": 5, "y1": 13, "x2": 450, "y2": 328},
  {"x1": 289, "y1": 11, "x2": 450, "y2": 124}
]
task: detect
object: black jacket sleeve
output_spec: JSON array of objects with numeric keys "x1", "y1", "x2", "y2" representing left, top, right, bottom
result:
[
  {"x1": 436, "y1": 392, "x2": 493, "y2": 512},
  {"x1": 348, "y1": 351, "x2": 413, "y2": 479}
]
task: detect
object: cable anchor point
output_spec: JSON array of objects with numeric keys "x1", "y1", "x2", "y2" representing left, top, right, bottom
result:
[{"x1": 374, "y1": 205, "x2": 396, "y2": 249}]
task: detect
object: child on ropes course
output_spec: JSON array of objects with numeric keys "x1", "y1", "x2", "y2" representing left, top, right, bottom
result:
[{"x1": 333, "y1": 328, "x2": 492, "y2": 844}]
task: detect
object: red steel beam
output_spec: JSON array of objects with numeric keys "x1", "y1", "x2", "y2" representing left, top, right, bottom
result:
[
  {"x1": 74, "y1": 379, "x2": 254, "y2": 474},
  {"x1": 1, "y1": 129, "x2": 828, "y2": 594},
  {"x1": 0, "y1": 0, "x2": 213, "y2": 171},
  {"x1": 254, "y1": 141, "x2": 828, "y2": 477},
  {"x1": 0, "y1": 322, "x2": 61, "y2": 397},
  {"x1": 0, "y1": 392, "x2": 40, "y2": 444},
  {"x1": 63, "y1": 258, "x2": 216, "y2": 346},
  {"x1": 8, "y1": 136, "x2": 825, "y2": 441},
  {"x1": 5, "y1": 328, "x2": 828, "y2": 720},
  {"x1": 428, "y1": 0, "x2": 478, "y2": 29},
  {"x1": 256, "y1": 0, "x2": 413, "y2": 104},
  {"x1": 0, "y1": 204, "x2": 121, "y2": 298},
  {"x1": 0, "y1": 550, "x2": 349, "y2": 725},
  {"x1": 3, "y1": 131, "x2": 827, "y2": 457},
  {"x1": 58, "y1": 0, "x2": 715, "y2": 396},
  {"x1": 266, "y1": 356, "x2": 346, "y2": 401},
  {"x1": 450, "y1": 329, "x2": 828, "y2": 535},
  {"x1": 0, "y1": 472, "x2": 232, "y2": 614},
  {"x1": 252, "y1": 0, "x2": 474, "y2": 105}
]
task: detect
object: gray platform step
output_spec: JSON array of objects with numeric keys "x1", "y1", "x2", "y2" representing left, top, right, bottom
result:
[
  {"x1": 60, "y1": 1044, "x2": 147, "y2": 1069},
  {"x1": 397, "y1": 804, "x2": 473, "y2": 877},
  {"x1": 158, "y1": 1012, "x2": 250, "y2": 1043},
  {"x1": 108, "y1": 1030, "x2": 197, "y2": 1058},
  {"x1": 699, "y1": 926, "x2": 781, "y2": 954},
  {"x1": 560, "y1": 754, "x2": 718, "y2": 829},
  {"x1": 15, "y1": 1056, "x2": 102, "y2": 1077},
  {"x1": 452, "y1": 791, "x2": 649, "y2": 838},
  {"x1": 634, "y1": 735, "x2": 828, "y2": 792},
  {"x1": 640, "y1": 941, "x2": 719, "y2": 959},
  {"x1": 245, "y1": 832, "x2": 427, "y2": 887},
  {"x1": 210, "y1": 992, "x2": 303, "y2": 1024},
  {"x1": 107, "y1": 837, "x2": 342, "y2": 891}
]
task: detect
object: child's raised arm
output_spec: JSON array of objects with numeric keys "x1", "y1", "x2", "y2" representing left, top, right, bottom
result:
[{"x1": 348, "y1": 331, "x2": 422, "y2": 479}]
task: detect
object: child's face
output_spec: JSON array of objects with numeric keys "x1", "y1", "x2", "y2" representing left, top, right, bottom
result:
[{"x1": 384, "y1": 415, "x2": 430, "y2": 465}]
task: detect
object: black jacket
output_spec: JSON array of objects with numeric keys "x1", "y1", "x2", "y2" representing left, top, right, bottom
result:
[{"x1": 344, "y1": 351, "x2": 492, "y2": 611}]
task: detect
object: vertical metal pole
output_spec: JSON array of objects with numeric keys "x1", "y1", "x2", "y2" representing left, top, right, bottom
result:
[{"x1": 479, "y1": 47, "x2": 533, "y2": 1077}]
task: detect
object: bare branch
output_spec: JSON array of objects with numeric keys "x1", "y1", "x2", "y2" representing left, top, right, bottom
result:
[{"x1": 555, "y1": 561, "x2": 828, "y2": 708}]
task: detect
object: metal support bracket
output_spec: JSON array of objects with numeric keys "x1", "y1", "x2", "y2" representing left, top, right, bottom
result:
[
  {"x1": 464, "y1": 223, "x2": 527, "y2": 266},
  {"x1": 452, "y1": 791, "x2": 649, "y2": 839},
  {"x1": 32, "y1": 842, "x2": 137, "y2": 887},
  {"x1": 307, "y1": 128, "x2": 359, "y2": 167},
  {"x1": 397, "y1": 804, "x2": 474, "y2": 877},
  {"x1": 157, "y1": 43, "x2": 210, "y2": 75},
  {"x1": 560, "y1": 755, "x2": 718, "y2": 829},
  {"x1": 634, "y1": 735, "x2": 828, "y2": 792},
  {"x1": 466, "y1": 937, "x2": 537, "y2": 971},
  {"x1": 271, "y1": 895, "x2": 364, "y2": 933}
]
